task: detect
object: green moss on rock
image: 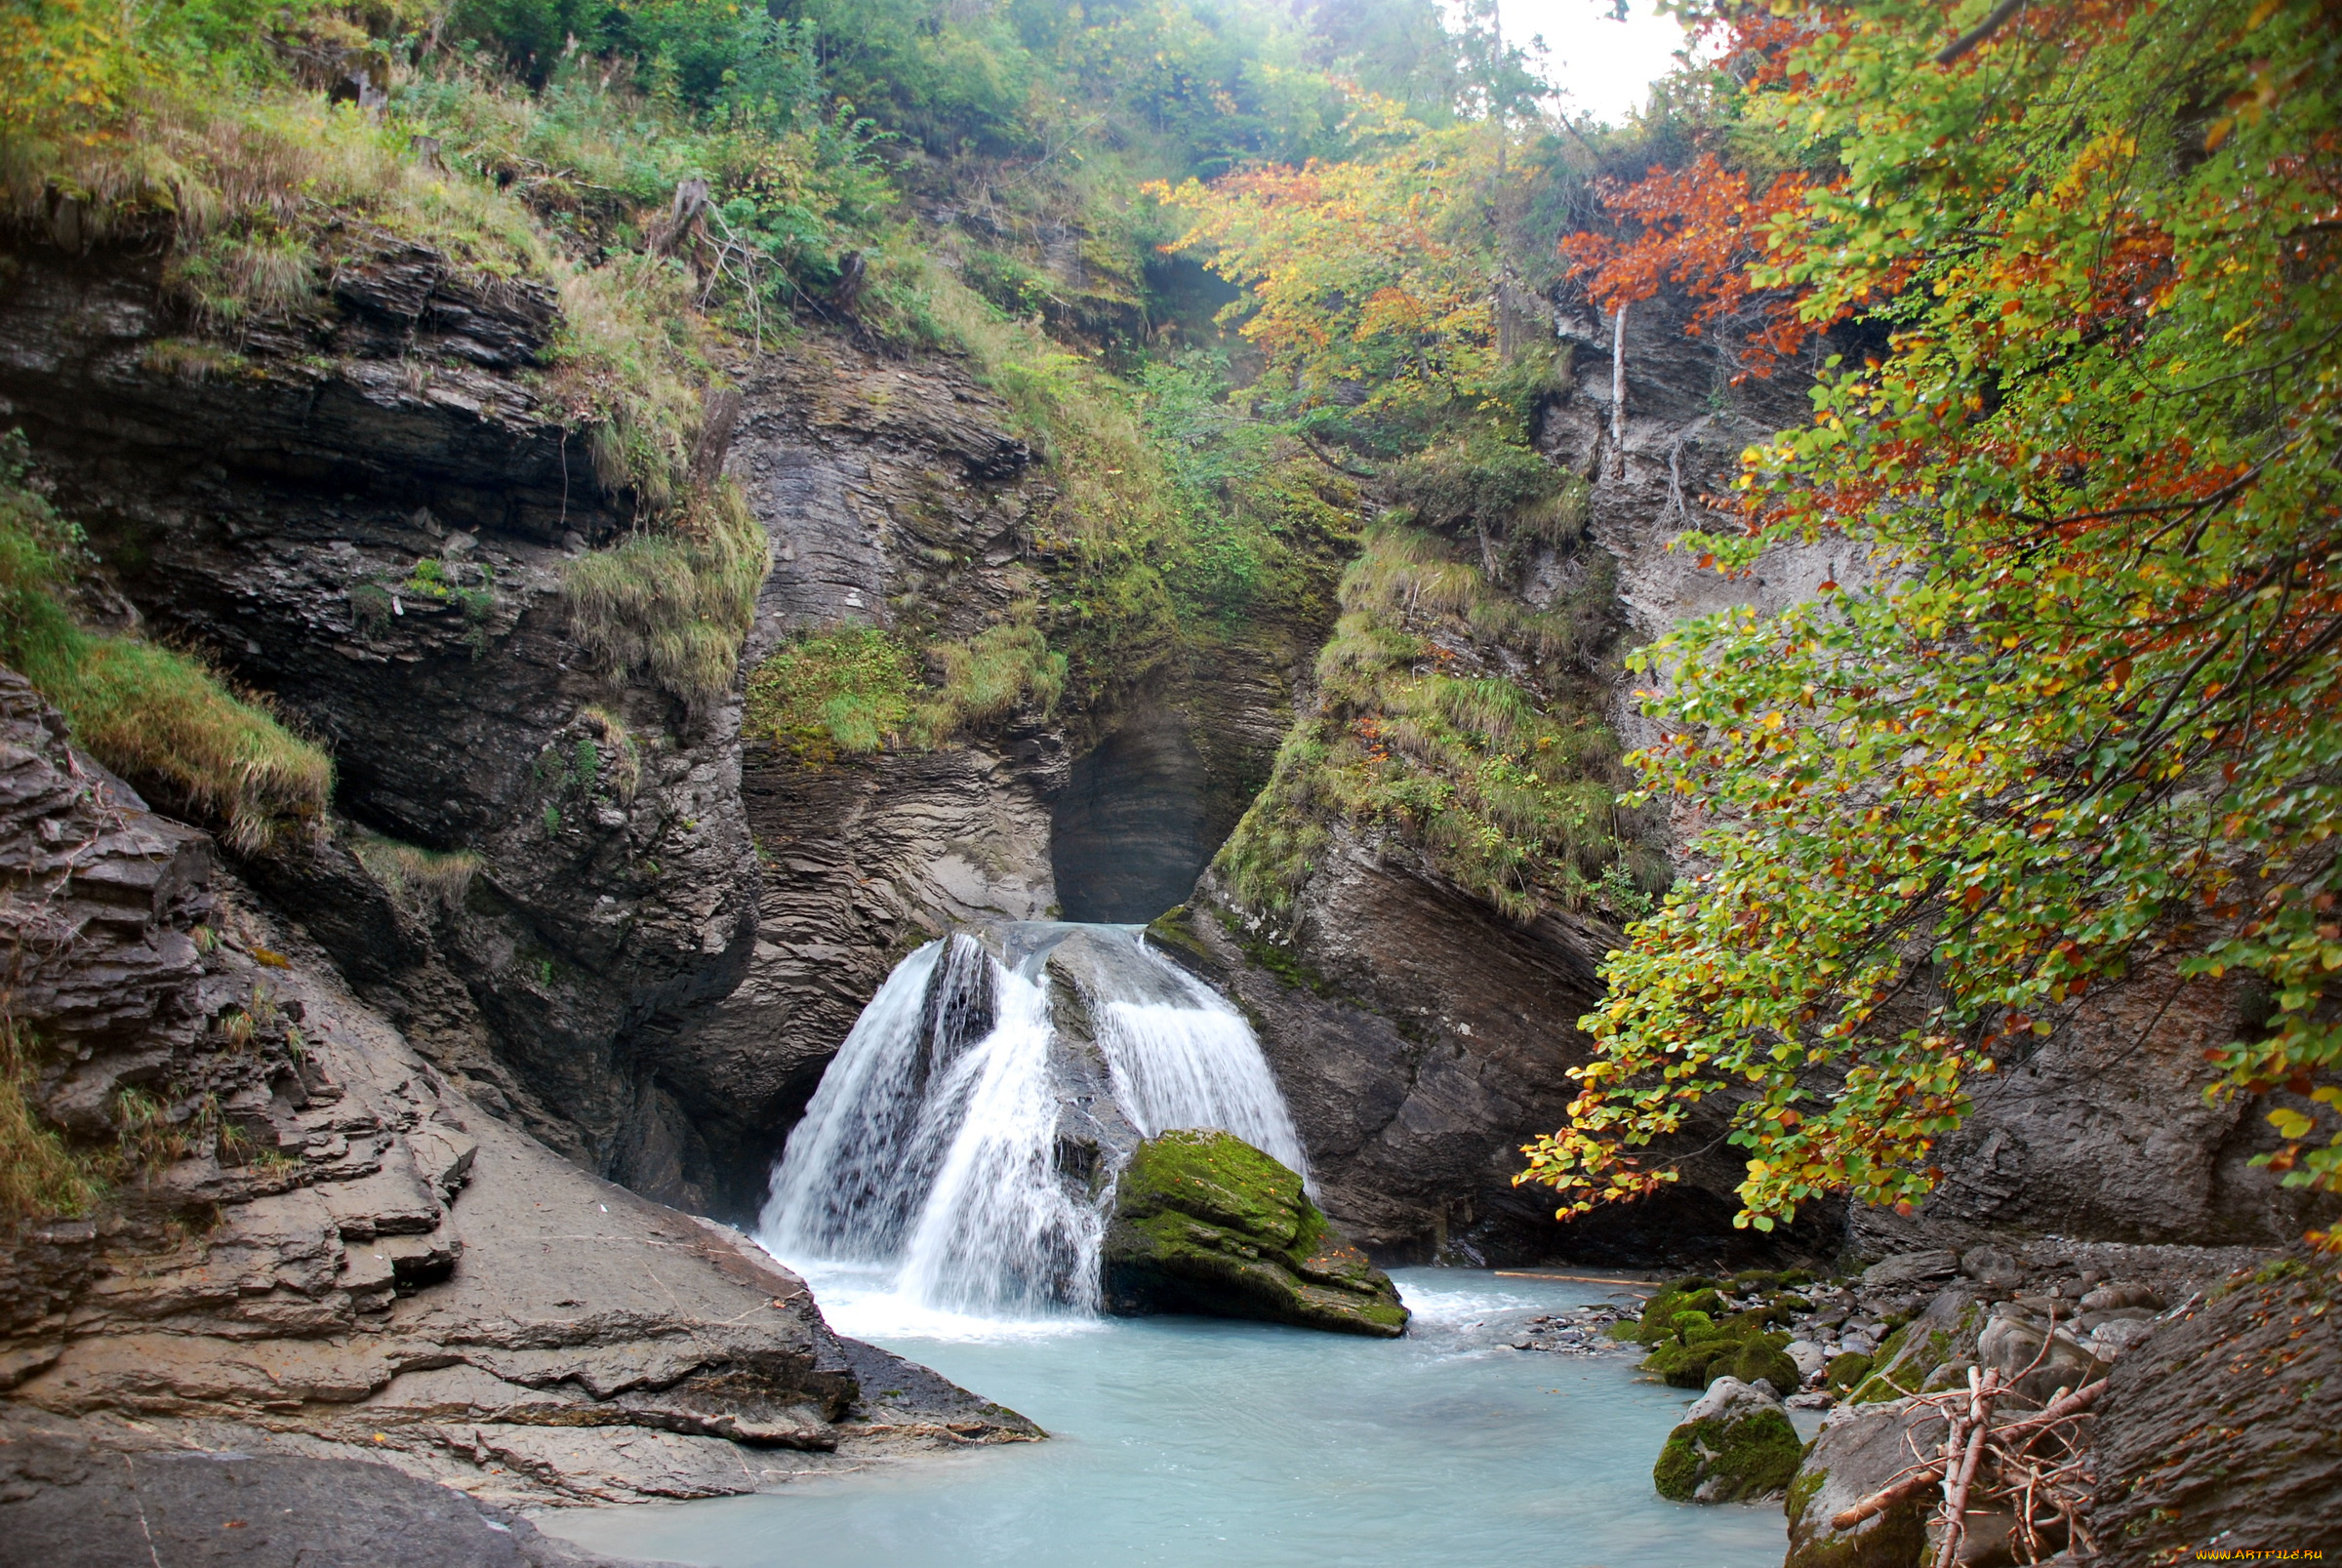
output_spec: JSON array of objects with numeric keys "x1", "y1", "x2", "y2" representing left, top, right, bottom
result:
[
  {"x1": 1103, "y1": 1129, "x2": 1407, "y2": 1338},
  {"x1": 1825, "y1": 1351, "x2": 1874, "y2": 1392},
  {"x1": 1652, "y1": 1378, "x2": 1802, "y2": 1503},
  {"x1": 1719, "y1": 1336, "x2": 1801, "y2": 1395}
]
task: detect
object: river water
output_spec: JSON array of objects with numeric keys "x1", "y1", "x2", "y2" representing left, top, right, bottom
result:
[
  {"x1": 547, "y1": 930, "x2": 1794, "y2": 1566},
  {"x1": 542, "y1": 1266, "x2": 1793, "y2": 1568}
]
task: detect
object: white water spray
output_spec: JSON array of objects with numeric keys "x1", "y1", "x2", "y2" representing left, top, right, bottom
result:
[{"x1": 759, "y1": 923, "x2": 1304, "y2": 1323}]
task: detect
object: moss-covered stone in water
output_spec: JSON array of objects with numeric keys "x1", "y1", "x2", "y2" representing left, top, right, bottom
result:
[
  {"x1": 1629, "y1": 1281, "x2": 1724, "y2": 1345},
  {"x1": 1103, "y1": 1129, "x2": 1407, "y2": 1338},
  {"x1": 1651, "y1": 1378, "x2": 1802, "y2": 1503},
  {"x1": 1643, "y1": 1337, "x2": 1722, "y2": 1387}
]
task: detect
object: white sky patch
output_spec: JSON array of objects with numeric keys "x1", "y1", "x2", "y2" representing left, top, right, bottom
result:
[{"x1": 1450, "y1": 0, "x2": 1694, "y2": 126}]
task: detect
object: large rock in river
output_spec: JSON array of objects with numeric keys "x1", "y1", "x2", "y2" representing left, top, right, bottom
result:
[
  {"x1": 1653, "y1": 1376, "x2": 1803, "y2": 1504},
  {"x1": 1102, "y1": 1130, "x2": 1409, "y2": 1337}
]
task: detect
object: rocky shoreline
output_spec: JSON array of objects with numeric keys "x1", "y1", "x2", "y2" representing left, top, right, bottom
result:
[{"x1": 1618, "y1": 1241, "x2": 2339, "y2": 1565}]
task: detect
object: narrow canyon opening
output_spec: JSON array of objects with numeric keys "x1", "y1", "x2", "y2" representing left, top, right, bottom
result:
[{"x1": 1050, "y1": 708, "x2": 1218, "y2": 924}]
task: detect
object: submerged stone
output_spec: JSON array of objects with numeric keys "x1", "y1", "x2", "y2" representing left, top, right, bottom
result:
[
  {"x1": 1651, "y1": 1376, "x2": 1803, "y2": 1504},
  {"x1": 1102, "y1": 1129, "x2": 1409, "y2": 1338}
]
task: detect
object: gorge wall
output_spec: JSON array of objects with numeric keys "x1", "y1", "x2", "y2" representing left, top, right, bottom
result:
[{"x1": 1, "y1": 207, "x2": 2320, "y2": 1330}]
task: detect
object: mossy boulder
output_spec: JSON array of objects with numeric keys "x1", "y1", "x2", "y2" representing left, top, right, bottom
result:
[
  {"x1": 1845, "y1": 1289, "x2": 1979, "y2": 1404},
  {"x1": 1652, "y1": 1377, "x2": 1803, "y2": 1503},
  {"x1": 1102, "y1": 1129, "x2": 1408, "y2": 1338},
  {"x1": 1627, "y1": 1279, "x2": 1725, "y2": 1345},
  {"x1": 1717, "y1": 1334, "x2": 1801, "y2": 1395},
  {"x1": 1644, "y1": 1335, "x2": 1734, "y2": 1387},
  {"x1": 1785, "y1": 1400, "x2": 1948, "y2": 1568}
]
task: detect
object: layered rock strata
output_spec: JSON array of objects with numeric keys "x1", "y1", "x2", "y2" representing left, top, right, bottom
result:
[
  {"x1": 0, "y1": 672, "x2": 1036, "y2": 1517},
  {"x1": 0, "y1": 235, "x2": 762, "y2": 1204}
]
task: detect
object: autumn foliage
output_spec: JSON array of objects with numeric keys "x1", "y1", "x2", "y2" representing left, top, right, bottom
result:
[
  {"x1": 1518, "y1": 0, "x2": 2342, "y2": 1243},
  {"x1": 1557, "y1": 151, "x2": 1830, "y2": 380}
]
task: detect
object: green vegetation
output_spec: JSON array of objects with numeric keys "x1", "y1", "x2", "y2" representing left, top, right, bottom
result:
[
  {"x1": 563, "y1": 484, "x2": 767, "y2": 704},
  {"x1": 745, "y1": 623, "x2": 918, "y2": 762},
  {"x1": 1652, "y1": 1391, "x2": 1802, "y2": 1503},
  {"x1": 350, "y1": 833, "x2": 482, "y2": 919},
  {"x1": 1217, "y1": 521, "x2": 1653, "y2": 922},
  {"x1": 742, "y1": 616, "x2": 1067, "y2": 763},
  {"x1": 1623, "y1": 1273, "x2": 1807, "y2": 1394},
  {"x1": 5, "y1": 0, "x2": 1593, "y2": 857},
  {"x1": 0, "y1": 1021, "x2": 101, "y2": 1224},
  {"x1": 0, "y1": 436, "x2": 330, "y2": 852},
  {"x1": 1513, "y1": 0, "x2": 2342, "y2": 1247}
]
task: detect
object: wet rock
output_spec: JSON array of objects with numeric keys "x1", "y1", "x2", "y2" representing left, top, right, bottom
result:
[
  {"x1": 1860, "y1": 1251, "x2": 1958, "y2": 1294},
  {"x1": 1824, "y1": 1352, "x2": 1874, "y2": 1393},
  {"x1": 2089, "y1": 1252, "x2": 2342, "y2": 1560},
  {"x1": 1783, "y1": 1399, "x2": 1947, "y2": 1568},
  {"x1": 1102, "y1": 1129, "x2": 1408, "y2": 1338},
  {"x1": 0, "y1": 1425, "x2": 662, "y2": 1568},
  {"x1": 1848, "y1": 1286, "x2": 1979, "y2": 1402},
  {"x1": 2078, "y1": 1280, "x2": 2162, "y2": 1312},
  {"x1": 1958, "y1": 1245, "x2": 2022, "y2": 1298},
  {"x1": 1973, "y1": 1305, "x2": 2107, "y2": 1405},
  {"x1": 1652, "y1": 1376, "x2": 1801, "y2": 1504},
  {"x1": 0, "y1": 687, "x2": 1037, "y2": 1509},
  {"x1": 1507, "y1": 1302, "x2": 1634, "y2": 1355}
]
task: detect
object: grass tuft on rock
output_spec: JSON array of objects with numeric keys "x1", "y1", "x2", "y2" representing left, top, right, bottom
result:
[
  {"x1": 350, "y1": 833, "x2": 481, "y2": 919},
  {"x1": 0, "y1": 439, "x2": 331, "y2": 853},
  {"x1": 1214, "y1": 521, "x2": 1654, "y2": 923},
  {"x1": 743, "y1": 615, "x2": 1068, "y2": 762},
  {"x1": 563, "y1": 482, "x2": 769, "y2": 705},
  {"x1": 0, "y1": 1021, "x2": 101, "y2": 1225}
]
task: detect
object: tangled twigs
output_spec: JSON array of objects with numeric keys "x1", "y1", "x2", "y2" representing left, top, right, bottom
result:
[
  {"x1": 1934, "y1": 1365, "x2": 2000, "y2": 1568},
  {"x1": 1830, "y1": 1372, "x2": 2108, "y2": 1563}
]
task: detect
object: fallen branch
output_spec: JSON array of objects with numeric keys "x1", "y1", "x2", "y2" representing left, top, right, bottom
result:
[
  {"x1": 1823, "y1": 1364, "x2": 2108, "y2": 1559},
  {"x1": 1833, "y1": 1466, "x2": 1945, "y2": 1531},
  {"x1": 1933, "y1": 1368, "x2": 2000, "y2": 1568}
]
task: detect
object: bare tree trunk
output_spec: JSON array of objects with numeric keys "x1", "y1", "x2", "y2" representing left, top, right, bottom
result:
[{"x1": 1609, "y1": 301, "x2": 1629, "y2": 475}]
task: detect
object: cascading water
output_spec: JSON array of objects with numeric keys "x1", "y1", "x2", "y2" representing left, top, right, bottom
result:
[{"x1": 759, "y1": 922, "x2": 1306, "y2": 1322}]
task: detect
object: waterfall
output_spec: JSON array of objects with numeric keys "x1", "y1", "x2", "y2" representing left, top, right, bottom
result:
[
  {"x1": 1088, "y1": 954, "x2": 1308, "y2": 1176},
  {"x1": 759, "y1": 923, "x2": 1305, "y2": 1321}
]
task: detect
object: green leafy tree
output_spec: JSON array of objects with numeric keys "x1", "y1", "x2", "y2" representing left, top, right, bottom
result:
[{"x1": 1517, "y1": 0, "x2": 2342, "y2": 1243}]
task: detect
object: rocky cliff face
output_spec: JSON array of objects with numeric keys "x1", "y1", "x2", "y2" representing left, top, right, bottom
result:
[
  {"x1": 657, "y1": 338, "x2": 1332, "y2": 1218},
  {"x1": 1167, "y1": 290, "x2": 1837, "y2": 1266},
  {"x1": 1178, "y1": 283, "x2": 2325, "y2": 1269},
  {"x1": 7, "y1": 207, "x2": 2307, "y2": 1304},
  {"x1": 0, "y1": 668, "x2": 1033, "y2": 1510},
  {"x1": 0, "y1": 236, "x2": 762, "y2": 1204}
]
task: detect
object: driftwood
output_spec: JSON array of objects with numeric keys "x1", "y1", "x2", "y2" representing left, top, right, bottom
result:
[
  {"x1": 1828, "y1": 1326, "x2": 2109, "y2": 1565},
  {"x1": 651, "y1": 178, "x2": 712, "y2": 257},
  {"x1": 689, "y1": 388, "x2": 743, "y2": 488}
]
